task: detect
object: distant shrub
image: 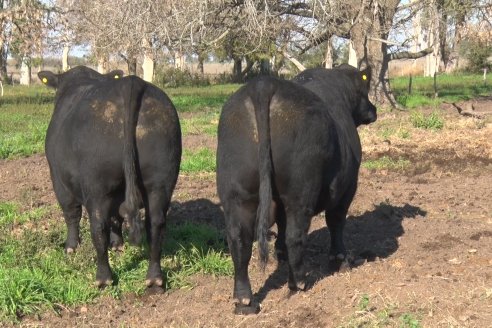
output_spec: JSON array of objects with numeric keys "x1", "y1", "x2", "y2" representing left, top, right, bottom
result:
[
  {"x1": 155, "y1": 66, "x2": 211, "y2": 88},
  {"x1": 410, "y1": 110, "x2": 444, "y2": 130},
  {"x1": 462, "y1": 40, "x2": 492, "y2": 73},
  {"x1": 213, "y1": 72, "x2": 234, "y2": 84}
]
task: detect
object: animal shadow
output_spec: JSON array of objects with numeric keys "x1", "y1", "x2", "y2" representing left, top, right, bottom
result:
[
  {"x1": 167, "y1": 198, "x2": 225, "y2": 230},
  {"x1": 254, "y1": 203, "x2": 427, "y2": 304}
]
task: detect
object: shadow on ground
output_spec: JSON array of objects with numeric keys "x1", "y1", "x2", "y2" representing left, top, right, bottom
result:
[
  {"x1": 166, "y1": 199, "x2": 427, "y2": 305},
  {"x1": 254, "y1": 203, "x2": 427, "y2": 304},
  {"x1": 168, "y1": 198, "x2": 225, "y2": 230}
]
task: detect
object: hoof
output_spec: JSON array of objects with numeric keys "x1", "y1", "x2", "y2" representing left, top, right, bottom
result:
[
  {"x1": 145, "y1": 278, "x2": 164, "y2": 287},
  {"x1": 338, "y1": 260, "x2": 351, "y2": 273},
  {"x1": 66, "y1": 247, "x2": 75, "y2": 254},
  {"x1": 111, "y1": 244, "x2": 125, "y2": 252},
  {"x1": 94, "y1": 279, "x2": 113, "y2": 288},
  {"x1": 234, "y1": 302, "x2": 260, "y2": 315},
  {"x1": 329, "y1": 253, "x2": 346, "y2": 261},
  {"x1": 288, "y1": 280, "x2": 306, "y2": 292}
]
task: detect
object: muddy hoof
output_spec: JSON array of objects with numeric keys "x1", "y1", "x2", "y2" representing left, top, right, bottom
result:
[
  {"x1": 288, "y1": 280, "x2": 306, "y2": 292},
  {"x1": 145, "y1": 278, "x2": 164, "y2": 288},
  {"x1": 94, "y1": 279, "x2": 113, "y2": 288},
  {"x1": 329, "y1": 252, "x2": 346, "y2": 261},
  {"x1": 111, "y1": 244, "x2": 125, "y2": 252},
  {"x1": 234, "y1": 303, "x2": 260, "y2": 315},
  {"x1": 338, "y1": 260, "x2": 351, "y2": 273}
]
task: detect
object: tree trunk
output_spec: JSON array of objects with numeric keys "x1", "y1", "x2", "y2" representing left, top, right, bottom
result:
[
  {"x1": 97, "y1": 55, "x2": 109, "y2": 74},
  {"x1": 197, "y1": 49, "x2": 206, "y2": 76},
  {"x1": 174, "y1": 50, "x2": 185, "y2": 70},
  {"x1": 232, "y1": 56, "x2": 242, "y2": 82},
  {"x1": 348, "y1": 40, "x2": 358, "y2": 68},
  {"x1": 20, "y1": 55, "x2": 31, "y2": 86},
  {"x1": 142, "y1": 38, "x2": 154, "y2": 82},
  {"x1": 259, "y1": 58, "x2": 271, "y2": 75},
  {"x1": 62, "y1": 45, "x2": 70, "y2": 72},
  {"x1": 127, "y1": 56, "x2": 137, "y2": 75},
  {"x1": 0, "y1": 40, "x2": 8, "y2": 82},
  {"x1": 142, "y1": 53, "x2": 154, "y2": 82},
  {"x1": 450, "y1": 0, "x2": 467, "y2": 71},
  {"x1": 198, "y1": 58, "x2": 204, "y2": 75},
  {"x1": 324, "y1": 37, "x2": 333, "y2": 69},
  {"x1": 350, "y1": 1, "x2": 400, "y2": 106},
  {"x1": 425, "y1": 0, "x2": 442, "y2": 77}
]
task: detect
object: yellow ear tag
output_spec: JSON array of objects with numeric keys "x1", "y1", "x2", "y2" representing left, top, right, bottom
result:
[
  {"x1": 114, "y1": 75, "x2": 119, "y2": 79},
  {"x1": 42, "y1": 77, "x2": 48, "y2": 83},
  {"x1": 362, "y1": 74, "x2": 367, "y2": 81}
]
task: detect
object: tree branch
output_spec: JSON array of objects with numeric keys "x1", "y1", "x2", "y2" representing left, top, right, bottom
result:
[
  {"x1": 386, "y1": 47, "x2": 433, "y2": 61},
  {"x1": 282, "y1": 50, "x2": 305, "y2": 71}
]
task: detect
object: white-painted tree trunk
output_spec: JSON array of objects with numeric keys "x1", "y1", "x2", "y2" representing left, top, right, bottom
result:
[
  {"x1": 412, "y1": 1, "x2": 424, "y2": 73},
  {"x1": 324, "y1": 37, "x2": 333, "y2": 69},
  {"x1": 142, "y1": 53, "x2": 154, "y2": 82},
  {"x1": 62, "y1": 45, "x2": 70, "y2": 72},
  {"x1": 174, "y1": 50, "x2": 186, "y2": 70},
  {"x1": 97, "y1": 55, "x2": 109, "y2": 74},
  {"x1": 348, "y1": 41, "x2": 358, "y2": 68},
  {"x1": 20, "y1": 56, "x2": 31, "y2": 85},
  {"x1": 142, "y1": 38, "x2": 154, "y2": 82},
  {"x1": 424, "y1": 0, "x2": 441, "y2": 77}
]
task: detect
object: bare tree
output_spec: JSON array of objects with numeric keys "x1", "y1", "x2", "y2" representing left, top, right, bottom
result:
[{"x1": 0, "y1": 0, "x2": 47, "y2": 84}]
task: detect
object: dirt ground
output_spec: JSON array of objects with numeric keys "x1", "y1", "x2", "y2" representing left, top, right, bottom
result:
[{"x1": 2, "y1": 98, "x2": 492, "y2": 327}]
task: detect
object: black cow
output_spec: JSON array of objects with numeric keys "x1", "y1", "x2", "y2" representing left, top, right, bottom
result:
[
  {"x1": 38, "y1": 66, "x2": 181, "y2": 288},
  {"x1": 216, "y1": 65, "x2": 376, "y2": 313}
]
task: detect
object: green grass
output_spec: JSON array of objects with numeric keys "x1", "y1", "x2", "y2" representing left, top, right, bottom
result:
[
  {"x1": 341, "y1": 293, "x2": 422, "y2": 328},
  {"x1": 399, "y1": 313, "x2": 422, "y2": 328},
  {"x1": 0, "y1": 202, "x2": 51, "y2": 225},
  {"x1": 0, "y1": 202, "x2": 232, "y2": 322},
  {"x1": 358, "y1": 294, "x2": 370, "y2": 311},
  {"x1": 410, "y1": 110, "x2": 444, "y2": 130},
  {"x1": 166, "y1": 84, "x2": 241, "y2": 113},
  {"x1": 180, "y1": 148, "x2": 216, "y2": 173},
  {"x1": 0, "y1": 85, "x2": 53, "y2": 159},
  {"x1": 180, "y1": 111, "x2": 219, "y2": 136},
  {"x1": 362, "y1": 156, "x2": 411, "y2": 171},
  {"x1": 391, "y1": 73, "x2": 492, "y2": 108}
]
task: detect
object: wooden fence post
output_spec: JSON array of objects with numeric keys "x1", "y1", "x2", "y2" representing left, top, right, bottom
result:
[{"x1": 433, "y1": 72, "x2": 438, "y2": 98}]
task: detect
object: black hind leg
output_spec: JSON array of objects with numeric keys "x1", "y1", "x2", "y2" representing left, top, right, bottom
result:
[
  {"x1": 225, "y1": 200, "x2": 259, "y2": 314},
  {"x1": 53, "y1": 183, "x2": 82, "y2": 253},
  {"x1": 110, "y1": 215, "x2": 124, "y2": 251},
  {"x1": 86, "y1": 197, "x2": 113, "y2": 288},
  {"x1": 274, "y1": 202, "x2": 288, "y2": 262},
  {"x1": 144, "y1": 190, "x2": 170, "y2": 289}
]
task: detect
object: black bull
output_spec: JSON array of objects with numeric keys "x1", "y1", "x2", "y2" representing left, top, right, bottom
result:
[
  {"x1": 38, "y1": 66, "x2": 181, "y2": 288},
  {"x1": 217, "y1": 66, "x2": 377, "y2": 313}
]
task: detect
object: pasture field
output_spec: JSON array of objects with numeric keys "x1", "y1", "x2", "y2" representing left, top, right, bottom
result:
[{"x1": 0, "y1": 75, "x2": 491, "y2": 327}]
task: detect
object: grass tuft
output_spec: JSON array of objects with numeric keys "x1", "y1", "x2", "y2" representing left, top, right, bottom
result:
[
  {"x1": 410, "y1": 110, "x2": 444, "y2": 130},
  {"x1": 362, "y1": 156, "x2": 410, "y2": 171},
  {"x1": 180, "y1": 148, "x2": 216, "y2": 173}
]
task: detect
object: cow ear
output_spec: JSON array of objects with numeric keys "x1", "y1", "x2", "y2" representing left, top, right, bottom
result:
[
  {"x1": 360, "y1": 66, "x2": 372, "y2": 87},
  {"x1": 38, "y1": 71, "x2": 58, "y2": 88},
  {"x1": 107, "y1": 70, "x2": 124, "y2": 80}
]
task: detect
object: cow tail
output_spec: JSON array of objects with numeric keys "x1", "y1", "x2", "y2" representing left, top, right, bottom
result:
[
  {"x1": 251, "y1": 78, "x2": 275, "y2": 269},
  {"x1": 119, "y1": 76, "x2": 145, "y2": 245}
]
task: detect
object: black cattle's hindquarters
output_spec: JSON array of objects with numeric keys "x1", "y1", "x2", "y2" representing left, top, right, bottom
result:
[
  {"x1": 39, "y1": 66, "x2": 181, "y2": 288},
  {"x1": 217, "y1": 66, "x2": 377, "y2": 314}
]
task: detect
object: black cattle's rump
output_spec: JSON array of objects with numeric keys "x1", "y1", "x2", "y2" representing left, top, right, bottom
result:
[
  {"x1": 39, "y1": 66, "x2": 181, "y2": 288},
  {"x1": 216, "y1": 65, "x2": 376, "y2": 314}
]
